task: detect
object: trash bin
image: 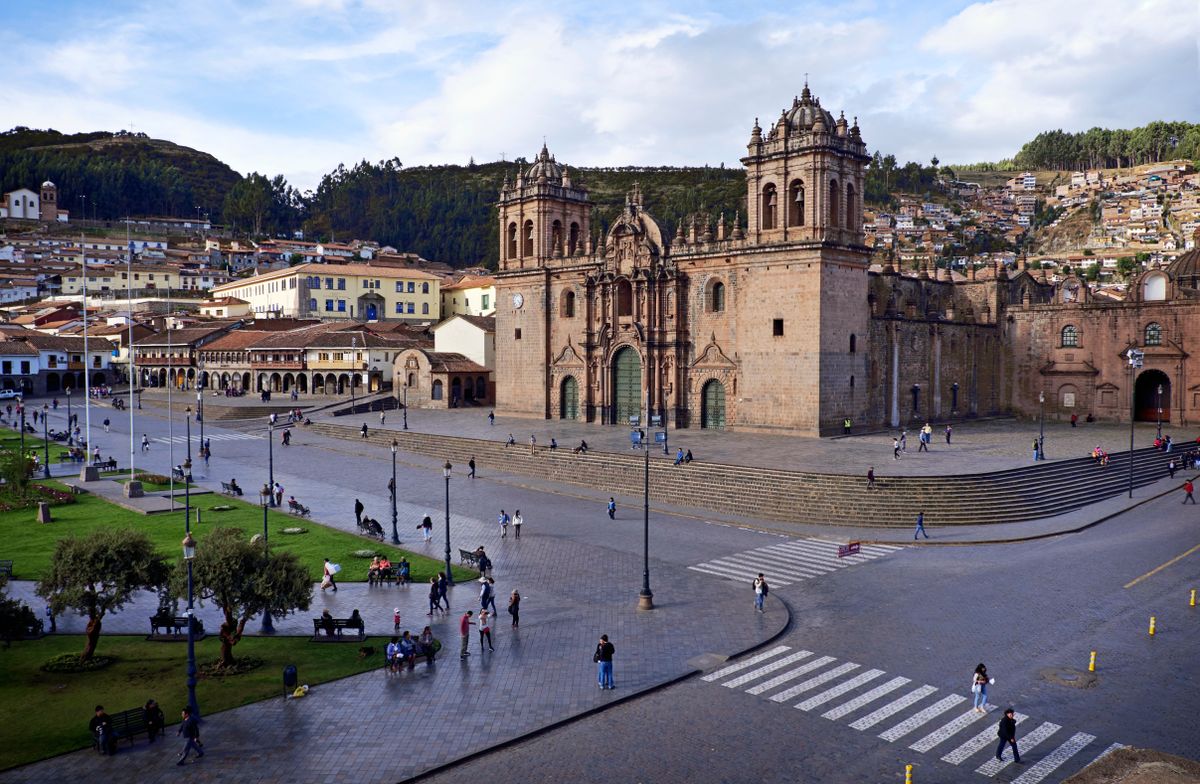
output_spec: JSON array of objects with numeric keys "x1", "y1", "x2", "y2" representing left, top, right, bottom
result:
[{"x1": 283, "y1": 664, "x2": 298, "y2": 698}]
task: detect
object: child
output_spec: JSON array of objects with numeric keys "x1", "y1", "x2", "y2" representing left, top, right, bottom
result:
[{"x1": 393, "y1": 608, "x2": 401, "y2": 632}]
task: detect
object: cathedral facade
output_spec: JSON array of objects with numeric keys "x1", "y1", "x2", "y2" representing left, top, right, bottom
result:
[{"x1": 493, "y1": 87, "x2": 1200, "y2": 435}]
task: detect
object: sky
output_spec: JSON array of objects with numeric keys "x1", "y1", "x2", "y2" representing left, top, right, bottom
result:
[{"x1": 1, "y1": 0, "x2": 1197, "y2": 191}]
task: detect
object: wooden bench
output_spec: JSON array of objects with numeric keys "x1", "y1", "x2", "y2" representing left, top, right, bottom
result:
[
  {"x1": 311, "y1": 617, "x2": 365, "y2": 641},
  {"x1": 0, "y1": 560, "x2": 12, "y2": 580},
  {"x1": 837, "y1": 542, "x2": 862, "y2": 558},
  {"x1": 91, "y1": 707, "x2": 163, "y2": 750},
  {"x1": 149, "y1": 614, "x2": 205, "y2": 638},
  {"x1": 220, "y1": 482, "x2": 244, "y2": 496},
  {"x1": 96, "y1": 459, "x2": 117, "y2": 472},
  {"x1": 459, "y1": 548, "x2": 480, "y2": 569},
  {"x1": 368, "y1": 566, "x2": 396, "y2": 587}
]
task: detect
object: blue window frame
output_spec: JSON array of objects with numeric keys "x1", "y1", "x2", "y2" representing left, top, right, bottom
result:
[
  {"x1": 337, "y1": 300, "x2": 346, "y2": 312},
  {"x1": 395, "y1": 302, "x2": 403, "y2": 314},
  {"x1": 324, "y1": 299, "x2": 333, "y2": 311},
  {"x1": 407, "y1": 303, "x2": 415, "y2": 314},
  {"x1": 422, "y1": 303, "x2": 429, "y2": 314},
  {"x1": 338, "y1": 278, "x2": 346, "y2": 290},
  {"x1": 407, "y1": 281, "x2": 415, "y2": 293}
]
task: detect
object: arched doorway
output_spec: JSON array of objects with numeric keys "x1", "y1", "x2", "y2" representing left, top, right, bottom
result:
[
  {"x1": 451, "y1": 377, "x2": 462, "y2": 406},
  {"x1": 45, "y1": 373, "x2": 60, "y2": 393},
  {"x1": 432, "y1": 379, "x2": 443, "y2": 401},
  {"x1": 611, "y1": 347, "x2": 641, "y2": 424},
  {"x1": 701, "y1": 379, "x2": 726, "y2": 429},
  {"x1": 561, "y1": 376, "x2": 579, "y2": 420},
  {"x1": 1134, "y1": 369, "x2": 1171, "y2": 422},
  {"x1": 365, "y1": 303, "x2": 378, "y2": 321}
]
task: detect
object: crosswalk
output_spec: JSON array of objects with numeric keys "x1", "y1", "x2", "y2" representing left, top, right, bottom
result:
[
  {"x1": 152, "y1": 432, "x2": 261, "y2": 445},
  {"x1": 700, "y1": 645, "x2": 1116, "y2": 783},
  {"x1": 688, "y1": 538, "x2": 903, "y2": 587}
]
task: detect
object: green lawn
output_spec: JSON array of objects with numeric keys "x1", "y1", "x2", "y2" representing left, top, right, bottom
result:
[
  {"x1": 0, "y1": 485, "x2": 474, "y2": 584},
  {"x1": 0, "y1": 634, "x2": 388, "y2": 771}
]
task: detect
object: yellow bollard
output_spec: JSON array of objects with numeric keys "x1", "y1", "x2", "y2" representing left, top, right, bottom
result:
[
  {"x1": 1191, "y1": 589, "x2": 1196, "y2": 607},
  {"x1": 1149, "y1": 616, "x2": 1156, "y2": 636},
  {"x1": 1088, "y1": 651, "x2": 1096, "y2": 672},
  {"x1": 905, "y1": 764, "x2": 913, "y2": 784}
]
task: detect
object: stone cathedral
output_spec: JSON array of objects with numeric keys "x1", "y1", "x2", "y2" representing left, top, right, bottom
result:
[{"x1": 493, "y1": 86, "x2": 1200, "y2": 435}]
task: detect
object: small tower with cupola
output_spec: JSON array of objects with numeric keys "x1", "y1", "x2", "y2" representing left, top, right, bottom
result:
[
  {"x1": 39, "y1": 181, "x2": 59, "y2": 222},
  {"x1": 497, "y1": 144, "x2": 591, "y2": 270}
]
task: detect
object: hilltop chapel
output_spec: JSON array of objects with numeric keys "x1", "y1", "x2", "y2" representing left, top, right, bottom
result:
[{"x1": 492, "y1": 86, "x2": 1200, "y2": 435}]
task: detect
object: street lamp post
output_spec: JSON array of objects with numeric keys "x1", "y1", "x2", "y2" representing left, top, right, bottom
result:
[
  {"x1": 390, "y1": 441, "x2": 400, "y2": 544},
  {"x1": 181, "y1": 531, "x2": 199, "y2": 719},
  {"x1": 350, "y1": 337, "x2": 358, "y2": 412},
  {"x1": 65, "y1": 388, "x2": 72, "y2": 431},
  {"x1": 185, "y1": 406, "x2": 192, "y2": 466},
  {"x1": 41, "y1": 404, "x2": 50, "y2": 479},
  {"x1": 19, "y1": 402, "x2": 25, "y2": 456},
  {"x1": 1156, "y1": 383, "x2": 1163, "y2": 440},
  {"x1": 402, "y1": 385, "x2": 408, "y2": 430},
  {"x1": 442, "y1": 461, "x2": 453, "y2": 585},
  {"x1": 267, "y1": 418, "x2": 275, "y2": 506},
  {"x1": 258, "y1": 485, "x2": 274, "y2": 633},
  {"x1": 1038, "y1": 391, "x2": 1045, "y2": 460},
  {"x1": 638, "y1": 391, "x2": 654, "y2": 611},
  {"x1": 1127, "y1": 349, "x2": 1143, "y2": 498}
]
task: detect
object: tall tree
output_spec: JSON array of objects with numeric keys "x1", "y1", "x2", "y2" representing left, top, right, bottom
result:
[{"x1": 37, "y1": 529, "x2": 168, "y2": 661}]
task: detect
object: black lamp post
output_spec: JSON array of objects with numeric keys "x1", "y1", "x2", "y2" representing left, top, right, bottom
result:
[
  {"x1": 258, "y1": 485, "x2": 274, "y2": 633},
  {"x1": 1038, "y1": 391, "x2": 1045, "y2": 460},
  {"x1": 1127, "y1": 349, "x2": 1143, "y2": 498},
  {"x1": 66, "y1": 387, "x2": 72, "y2": 430},
  {"x1": 19, "y1": 402, "x2": 25, "y2": 456},
  {"x1": 390, "y1": 441, "x2": 400, "y2": 544},
  {"x1": 443, "y1": 461, "x2": 453, "y2": 585},
  {"x1": 41, "y1": 404, "x2": 50, "y2": 478},
  {"x1": 638, "y1": 392, "x2": 654, "y2": 611},
  {"x1": 350, "y1": 337, "x2": 358, "y2": 412},
  {"x1": 185, "y1": 406, "x2": 192, "y2": 466},
  {"x1": 267, "y1": 418, "x2": 275, "y2": 507},
  {"x1": 402, "y1": 385, "x2": 408, "y2": 430},
  {"x1": 1156, "y1": 383, "x2": 1163, "y2": 440},
  {"x1": 182, "y1": 531, "x2": 199, "y2": 719}
]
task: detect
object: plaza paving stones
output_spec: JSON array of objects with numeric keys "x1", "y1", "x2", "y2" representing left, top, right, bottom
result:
[
  {"x1": 699, "y1": 645, "x2": 1117, "y2": 784},
  {"x1": 687, "y1": 538, "x2": 903, "y2": 586}
]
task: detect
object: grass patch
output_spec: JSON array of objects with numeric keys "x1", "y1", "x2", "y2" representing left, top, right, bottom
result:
[
  {"x1": 0, "y1": 484, "x2": 474, "y2": 584},
  {"x1": 0, "y1": 634, "x2": 386, "y2": 770}
]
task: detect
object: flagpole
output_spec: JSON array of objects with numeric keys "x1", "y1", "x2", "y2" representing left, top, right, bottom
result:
[
  {"x1": 127, "y1": 224, "x2": 136, "y2": 482},
  {"x1": 81, "y1": 231, "x2": 92, "y2": 458}
]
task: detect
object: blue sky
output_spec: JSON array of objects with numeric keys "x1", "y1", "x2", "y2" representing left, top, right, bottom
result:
[{"x1": 1, "y1": 0, "x2": 1196, "y2": 190}]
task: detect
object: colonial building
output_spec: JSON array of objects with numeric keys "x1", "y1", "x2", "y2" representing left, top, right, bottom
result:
[{"x1": 493, "y1": 86, "x2": 1056, "y2": 434}]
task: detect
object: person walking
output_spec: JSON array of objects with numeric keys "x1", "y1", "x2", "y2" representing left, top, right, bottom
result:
[
  {"x1": 893, "y1": 438, "x2": 901, "y2": 460},
  {"x1": 995, "y1": 708, "x2": 1021, "y2": 764},
  {"x1": 103, "y1": 417, "x2": 110, "y2": 433},
  {"x1": 175, "y1": 707, "x2": 203, "y2": 765},
  {"x1": 972, "y1": 663, "x2": 993, "y2": 712},
  {"x1": 141, "y1": 434, "x2": 150, "y2": 452},
  {"x1": 498, "y1": 509, "x2": 509, "y2": 537},
  {"x1": 488, "y1": 411, "x2": 495, "y2": 426},
  {"x1": 321, "y1": 557, "x2": 338, "y2": 592},
  {"x1": 607, "y1": 497, "x2": 616, "y2": 520},
  {"x1": 427, "y1": 578, "x2": 440, "y2": 616},
  {"x1": 273, "y1": 481, "x2": 283, "y2": 507},
  {"x1": 479, "y1": 576, "x2": 493, "y2": 613},
  {"x1": 513, "y1": 510, "x2": 523, "y2": 539},
  {"x1": 477, "y1": 609, "x2": 494, "y2": 652},
  {"x1": 419, "y1": 515, "x2": 433, "y2": 542},
  {"x1": 354, "y1": 498, "x2": 365, "y2": 527},
  {"x1": 1032, "y1": 438, "x2": 1040, "y2": 461},
  {"x1": 459, "y1": 610, "x2": 474, "y2": 658},
  {"x1": 529, "y1": 434, "x2": 537, "y2": 452},
  {"x1": 1184, "y1": 479, "x2": 1196, "y2": 504},
  {"x1": 485, "y1": 577, "x2": 499, "y2": 615},
  {"x1": 1070, "y1": 413, "x2": 1078, "y2": 428},
  {"x1": 867, "y1": 467, "x2": 875, "y2": 489},
  {"x1": 143, "y1": 699, "x2": 165, "y2": 743},
  {"x1": 508, "y1": 589, "x2": 521, "y2": 627},
  {"x1": 945, "y1": 424, "x2": 953, "y2": 444},
  {"x1": 843, "y1": 417, "x2": 852, "y2": 435},
  {"x1": 379, "y1": 411, "x2": 386, "y2": 426},
  {"x1": 914, "y1": 511, "x2": 929, "y2": 540},
  {"x1": 753, "y1": 573, "x2": 768, "y2": 613},
  {"x1": 918, "y1": 429, "x2": 929, "y2": 452},
  {"x1": 468, "y1": 457, "x2": 476, "y2": 479},
  {"x1": 595, "y1": 634, "x2": 615, "y2": 689},
  {"x1": 1168, "y1": 460, "x2": 1176, "y2": 479},
  {"x1": 438, "y1": 571, "x2": 450, "y2": 611},
  {"x1": 899, "y1": 431, "x2": 908, "y2": 452}
]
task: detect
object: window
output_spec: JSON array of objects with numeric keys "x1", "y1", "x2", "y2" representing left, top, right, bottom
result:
[
  {"x1": 422, "y1": 303, "x2": 429, "y2": 314},
  {"x1": 1143, "y1": 274, "x2": 1166, "y2": 301},
  {"x1": 326, "y1": 277, "x2": 334, "y2": 289},
  {"x1": 523, "y1": 219, "x2": 535, "y2": 257},
  {"x1": 1145, "y1": 322, "x2": 1162, "y2": 346},
  {"x1": 482, "y1": 294, "x2": 489, "y2": 309},
  {"x1": 616, "y1": 279, "x2": 633, "y2": 317},
  {"x1": 422, "y1": 282, "x2": 429, "y2": 294},
  {"x1": 761, "y1": 183, "x2": 777, "y2": 230},
  {"x1": 788, "y1": 180, "x2": 805, "y2": 226},
  {"x1": 710, "y1": 281, "x2": 726, "y2": 313},
  {"x1": 845, "y1": 183, "x2": 856, "y2": 229},
  {"x1": 20, "y1": 361, "x2": 30, "y2": 374},
  {"x1": 773, "y1": 318, "x2": 784, "y2": 337},
  {"x1": 562, "y1": 289, "x2": 576, "y2": 318},
  {"x1": 507, "y1": 222, "x2": 518, "y2": 259},
  {"x1": 828, "y1": 179, "x2": 840, "y2": 227},
  {"x1": 515, "y1": 328, "x2": 522, "y2": 340},
  {"x1": 395, "y1": 282, "x2": 403, "y2": 292},
  {"x1": 338, "y1": 300, "x2": 346, "y2": 312},
  {"x1": 407, "y1": 281, "x2": 415, "y2": 293},
  {"x1": 308, "y1": 298, "x2": 317, "y2": 311},
  {"x1": 375, "y1": 279, "x2": 381, "y2": 289},
  {"x1": 325, "y1": 299, "x2": 333, "y2": 311},
  {"x1": 1061, "y1": 325, "x2": 1079, "y2": 347},
  {"x1": 395, "y1": 302, "x2": 403, "y2": 314},
  {"x1": 407, "y1": 303, "x2": 414, "y2": 313},
  {"x1": 849, "y1": 334, "x2": 857, "y2": 353},
  {"x1": 338, "y1": 278, "x2": 346, "y2": 290}
]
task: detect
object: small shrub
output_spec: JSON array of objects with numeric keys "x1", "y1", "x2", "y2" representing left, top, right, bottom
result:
[
  {"x1": 140, "y1": 473, "x2": 170, "y2": 485},
  {"x1": 41, "y1": 653, "x2": 116, "y2": 673},
  {"x1": 280, "y1": 527, "x2": 308, "y2": 535},
  {"x1": 200, "y1": 656, "x2": 264, "y2": 678}
]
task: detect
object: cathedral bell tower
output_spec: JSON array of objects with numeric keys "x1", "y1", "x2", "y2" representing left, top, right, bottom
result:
[{"x1": 497, "y1": 144, "x2": 591, "y2": 270}]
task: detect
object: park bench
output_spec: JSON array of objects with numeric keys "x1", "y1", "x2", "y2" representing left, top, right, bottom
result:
[
  {"x1": 148, "y1": 613, "x2": 205, "y2": 638},
  {"x1": 171, "y1": 467, "x2": 192, "y2": 483},
  {"x1": 458, "y1": 548, "x2": 480, "y2": 569},
  {"x1": 96, "y1": 459, "x2": 117, "y2": 472},
  {"x1": 384, "y1": 634, "x2": 442, "y2": 670},
  {"x1": 837, "y1": 542, "x2": 862, "y2": 558},
  {"x1": 0, "y1": 560, "x2": 12, "y2": 579},
  {"x1": 287, "y1": 498, "x2": 311, "y2": 517},
  {"x1": 311, "y1": 617, "x2": 365, "y2": 641},
  {"x1": 368, "y1": 566, "x2": 396, "y2": 587},
  {"x1": 90, "y1": 706, "x2": 163, "y2": 750},
  {"x1": 220, "y1": 482, "x2": 244, "y2": 496}
]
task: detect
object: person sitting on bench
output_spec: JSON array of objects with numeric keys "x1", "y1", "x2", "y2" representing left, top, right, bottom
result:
[
  {"x1": 229, "y1": 479, "x2": 243, "y2": 496},
  {"x1": 320, "y1": 609, "x2": 336, "y2": 637}
]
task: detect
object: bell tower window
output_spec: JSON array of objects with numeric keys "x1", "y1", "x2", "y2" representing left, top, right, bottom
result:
[
  {"x1": 845, "y1": 183, "x2": 856, "y2": 230},
  {"x1": 761, "y1": 184, "x2": 777, "y2": 230},
  {"x1": 507, "y1": 222, "x2": 517, "y2": 260},
  {"x1": 568, "y1": 222, "x2": 580, "y2": 255},
  {"x1": 788, "y1": 180, "x2": 805, "y2": 226},
  {"x1": 523, "y1": 219, "x2": 534, "y2": 257},
  {"x1": 828, "y1": 179, "x2": 840, "y2": 228}
]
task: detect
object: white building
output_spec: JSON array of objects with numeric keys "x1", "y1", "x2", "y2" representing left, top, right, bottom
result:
[{"x1": 3, "y1": 189, "x2": 39, "y2": 220}]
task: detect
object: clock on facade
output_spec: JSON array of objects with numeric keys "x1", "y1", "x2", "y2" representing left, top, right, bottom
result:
[{"x1": 512, "y1": 293, "x2": 524, "y2": 309}]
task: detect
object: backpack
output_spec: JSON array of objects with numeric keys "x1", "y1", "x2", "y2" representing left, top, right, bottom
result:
[{"x1": 761, "y1": 580, "x2": 769, "y2": 596}]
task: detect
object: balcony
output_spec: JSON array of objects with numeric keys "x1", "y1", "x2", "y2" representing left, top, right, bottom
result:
[
  {"x1": 309, "y1": 359, "x2": 368, "y2": 370},
  {"x1": 250, "y1": 360, "x2": 305, "y2": 370}
]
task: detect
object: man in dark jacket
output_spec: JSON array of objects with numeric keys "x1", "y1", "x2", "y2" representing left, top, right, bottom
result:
[
  {"x1": 89, "y1": 705, "x2": 116, "y2": 755},
  {"x1": 996, "y1": 707, "x2": 1020, "y2": 763},
  {"x1": 143, "y1": 699, "x2": 165, "y2": 742},
  {"x1": 354, "y1": 498, "x2": 365, "y2": 526},
  {"x1": 595, "y1": 634, "x2": 615, "y2": 689},
  {"x1": 176, "y1": 707, "x2": 203, "y2": 765}
]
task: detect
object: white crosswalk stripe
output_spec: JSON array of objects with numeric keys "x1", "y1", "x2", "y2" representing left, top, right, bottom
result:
[
  {"x1": 701, "y1": 646, "x2": 1111, "y2": 782},
  {"x1": 769, "y1": 662, "x2": 860, "y2": 703},
  {"x1": 909, "y1": 708, "x2": 989, "y2": 753},
  {"x1": 721, "y1": 650, "x2": 813, "y2": 688},
  {"x1": 941, "y1": 713, "x2": 1029, "y2": 765},
  {"x1": 849, "y1": 685, "x2": 939, "y2": 730},
  {"x1": 688, "y1": 537, "x2": 902, "y2": 586},
  {"x1": 745, "y1": 656, "x2": 837, "y2": 695},
  {"x1": 699, "y1": 645, "x2": 790, "y2": 682},
  {"x1": 975, "y1": 721, "x2": 1061, "y2": 777},
  {"x1": 821, "y1": 676, "x2": 911, "y2": 720},
  {"x1": 879, "y1": 694, "x2": 967, "y2": 742},
  {"x1": 1010, "y1": 732, "x2": 1096, "y2": 784},
  {"x1": 795, "y1": 669, "x2": 885, "y2": 711},
  {"x1": 154, "y1": 432, "x2": 260, "y2": 444}
]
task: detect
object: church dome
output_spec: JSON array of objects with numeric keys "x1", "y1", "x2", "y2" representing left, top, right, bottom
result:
[
  {"x1": 1166, "y1": 235, "x2": 1200, "y2": 288},
  {"x1": 784, "y1": 85, "x2": 835, "y2": 132},
  {"x1": 41, "y1": 180, "x2": 55, "y2": 188},
  {"x1": 525, "y1": 144, "x2": 563, "y2": 182}
]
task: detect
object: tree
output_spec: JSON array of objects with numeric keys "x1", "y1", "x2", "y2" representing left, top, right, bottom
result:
[
  {"x1": 1116, "y1": 257, "x2": 1138, "y2": 280},
  {"x1": 37, "y1": 529, "x2": 168, "y2": 661},
  {"x1": 0, "y1": 575, "x2": 41, "y2": 648},
  {"x1": 172, "y1": 527, "x2": 311, "y2": 668}
]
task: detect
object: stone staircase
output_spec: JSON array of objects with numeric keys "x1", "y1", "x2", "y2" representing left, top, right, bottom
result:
[{"x1": 308, "y1": 422, "x2": 1187, "y2": 527}]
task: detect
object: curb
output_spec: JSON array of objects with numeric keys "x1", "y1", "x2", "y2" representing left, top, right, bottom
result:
[{"x1": 400, "y1": 596, "x2": 794, "y2": 784}]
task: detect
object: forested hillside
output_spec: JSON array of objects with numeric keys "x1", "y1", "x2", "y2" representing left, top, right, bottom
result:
[{"x1": 1013, "y1": 121, "x2": 1200, "y2": 171}]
